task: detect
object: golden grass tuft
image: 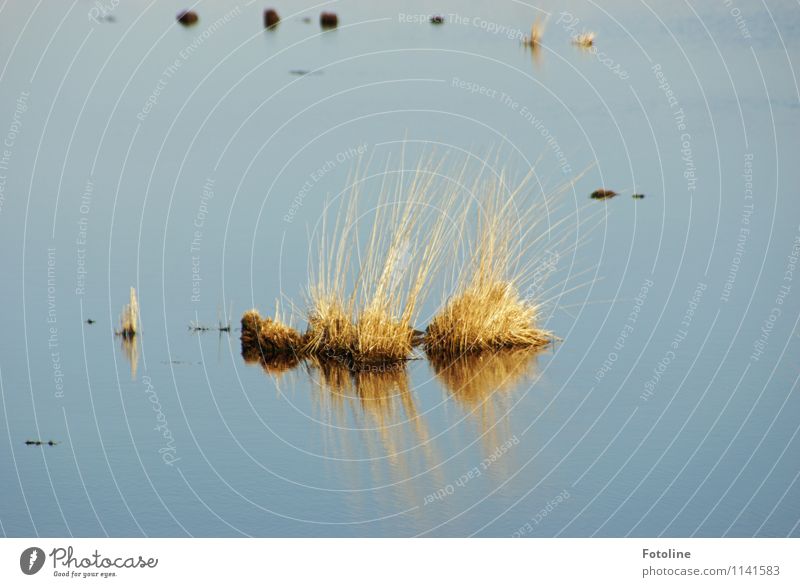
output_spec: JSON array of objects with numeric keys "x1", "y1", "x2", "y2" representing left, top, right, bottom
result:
[
  {"x1": 424, "y1": 169, "x2": 553, "y2": 357},
  {"x1": 302, "y1": 297, "x2": 357, "y2": 359},
  {"x1": 244, "y1": 153, "x2": 583, "y2": 369},
  {"x1": 304, "y1": 153, "x2": 460, "y2": 366},
  {"x1": 426, "y1": 282, "x2": 550, "y2": 356}
]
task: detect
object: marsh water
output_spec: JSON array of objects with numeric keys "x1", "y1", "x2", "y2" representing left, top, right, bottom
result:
[{"x1": 1, "y1": 0, "x2": 799, "y2": 537}]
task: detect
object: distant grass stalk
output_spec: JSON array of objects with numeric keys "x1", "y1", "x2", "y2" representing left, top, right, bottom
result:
[{"x1": 118, "y1": 287, "x2": 139, "y2": 338}]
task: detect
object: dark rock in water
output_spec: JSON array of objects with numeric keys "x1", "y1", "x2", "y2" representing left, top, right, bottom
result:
[
  {"x1": 632, "y1": 193, "x2": 645, "y2": 199},
  {"x1": 176, "y1": 10, "x2": 199, "y2": 26},
  {"x1": 86, "y1": 318, "x2": 95, "y2": 324},
  {"x1": 430, "y1": 15, "x2": 445, "y2": 24},
  {"x1": 590, "y1": 189, "x2": 617, "y2": 200},
  {"x1": 264, "y1": 8, "x2": 280, "y2": 29},
  {"x1": 320, "y1": 12, "x2": 338, "y2": 28}
]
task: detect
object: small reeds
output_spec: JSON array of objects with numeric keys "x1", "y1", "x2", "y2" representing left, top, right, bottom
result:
[
  {"x1": 118, "y1": 287, "x2": 139, "y2": 338},
  {"x1": 572, "y1": 31, "x2": 595, "y2": 47},
  {"x1": 115, "y1": 287, "x2": 139, "y2": 379},
  {"x1": 523, "y1": 17, "x2": 545, "y2": 47},
  {"x1": 189, "y1": 303, "x2": 233, "y2": 332}
]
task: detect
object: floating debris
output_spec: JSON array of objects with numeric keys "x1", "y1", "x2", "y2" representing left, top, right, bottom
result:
[
  {"x1": 430, "y1": 15, "x2": 445, "y2": 25},
  {"x1": 572, "y1": 32, "x2": 595, "y2": 47},
  {"x1": 289, "y1": 69, "x2": 323, "y2": 76},
  {"x1": 590, "y1": 189, "x2": 617, "y2": 200},
  {"x1": 190, "y1": 303, "x2": 233, "y2": 332},
  {"x1": 632, "y1": 193, "x2": 646, "y2": 199},
  {"x1": 25, "y1": 440, "x2": 60, "y2": 446},
  {"x1": 320, "y1": 12, "x2": 338, "y2": 28},
  {"x1": 301, "y1": 16, "x2": 312, "y2": 24},
  {"x1": 176, "y1": 10, "x2": 199, "y2": 26},
  {"x1": 86, "y1": 318, "x2": 95, "y2": 325},
  {"x1": 264, "y1": 8, "x2": 280, "y2": 29}
]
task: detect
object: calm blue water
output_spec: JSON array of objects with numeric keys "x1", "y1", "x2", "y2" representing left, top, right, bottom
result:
[{"x1": 0, "y1": 0, "x2": 798, "y2": 537}]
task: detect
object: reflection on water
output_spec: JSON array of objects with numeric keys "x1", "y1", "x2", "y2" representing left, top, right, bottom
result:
[
  {"x1": 306, "y1": 358, "x2": 443, "y2": 515},
  {"x1": 306, "y1": 359, "x2": 426, "y2": 464},
  {"x1": 429, "y1": 350, "x2": 541, "y2": 463},
  {"x1": 242, "y1": 346, "x2": 302, "y2": 382},
  {"x1": 524, "y1": 40, "x2": 543, "y2": 69},
  {"x1": 119, "y1": 334, "x2": 138, "y2": 381},
  {"x1": 244, "y1": 345, "x2": 541, "y2": 485}
]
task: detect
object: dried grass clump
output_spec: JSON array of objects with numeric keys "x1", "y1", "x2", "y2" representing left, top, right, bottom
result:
[
  {"x1": 302, "y1": 298, "x2": 357, "y2": 360},
  {"x1": 425, "y1": 171, "x2": 553, "y2": 357},
  {"x1": 244, "y1": 153, "x2": 582, "y2": 371},
  {"x1": 426, "y1": 282, "x2": 550, "y2": 355},
  {"x1": 240, "y1": 307, "x2": 304, "y2": 360}
]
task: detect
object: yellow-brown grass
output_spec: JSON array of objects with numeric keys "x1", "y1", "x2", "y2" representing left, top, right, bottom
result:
[
  {"x1": 240, "y1": 307, "x2": 304, "y2": 361},
  {"x1": 247, "y1": 153, "x2": 582, "y2": 368},
  {"x1": 118, "y1": 287, "x2": 139, "y2": 338},
  {"x1": 426, "y1": 282, "x2": 550, "y2": 355},
  {"x1": 305, "y1": 153, "x2": 460, "y2": 366},
  {"x1": 425, "y1": 170, "x2": 553, "y2": 356},
  {"x1": 523, "y1": 17, "x2": 544, "y2": 47},
  {"x1": 573, "y1": 32, "x2": 595, "y2": 48}
]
